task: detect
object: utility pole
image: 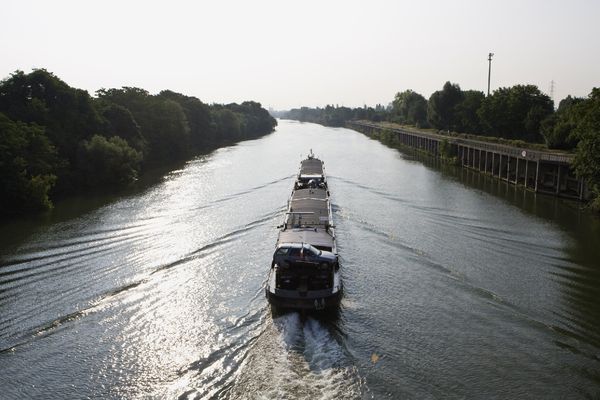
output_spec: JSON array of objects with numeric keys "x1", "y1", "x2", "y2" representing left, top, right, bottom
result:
[{"x1": 487, "y1": 52, "x2": 494, "y2": 96}]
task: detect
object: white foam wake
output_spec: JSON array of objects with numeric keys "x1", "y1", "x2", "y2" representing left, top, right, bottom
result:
[{"x1": 227, "y1": 312, "x2": 361, "y2": 399}]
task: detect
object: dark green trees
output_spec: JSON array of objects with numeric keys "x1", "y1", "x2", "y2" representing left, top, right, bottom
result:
[
  {"x1": 540, "y1": 95, "x2": 585, "y2": 149},
  {"x1": 0, "y1": 69, "x2": 276, "y2": 217},
  {"x1": 96, "y1": 88, "x2": 191, "y2": 164},
  {"x1": 0, "y1": 70, "x2": 104, "y2": 161},
  {"x1": 99, "y1": 103, "x2": 146, "y2": 152},
  {"x1": 212, "y1": 108, "x2": 242, "y2": 141},
  {"x1": 422, "y1": 83, "x2": 485, "y2": 136},
  {"x1": 568, "y1": 89, "x2": 600, "y2": 208},
  {"x1": 0, "y1": 113, "x2": 58, "y2": 213},
  {"x1": 284, "y1": 104, "x2": 387, "y2": 126},
  {"x1": 158, "y1": 90, "x2": 213, "y2": 147},
  {"x1": 0, "y1": 69, "x2": 107, "y2": 195},
  {"x1": 426, "y1": 83, "x2": 485, "y2": 134},
  {"x1": 392, "y1": 90, "x2": 427, "y2": 127},
  {"x1": 427, "y1": 82, "x2": 464, "y2": 131},
  {"x1": 454, "y1": 90, "x2": 485, "y2": 134},
  {"x1": 478, "y1": 85, "x2": 553, "y2": 142},
  {"x1": 77, "y1": 135, "x2": 142, "y2": 188},
  {"x1": 235, "y1": 101, "x2": 280, "y2": 138},
  {"x1": 95, "y1": 89, "x2": 277, "y2": 163}
]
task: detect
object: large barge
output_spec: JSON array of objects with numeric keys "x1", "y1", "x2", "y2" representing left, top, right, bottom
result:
[{"x1": 265, "y1": 151, "x2": 342, "y2": 311}]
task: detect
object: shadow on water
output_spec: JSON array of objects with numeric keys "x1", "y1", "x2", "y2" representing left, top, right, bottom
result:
[{"x1": 0, "y1": 156, "x2": 200, "y2": 255}]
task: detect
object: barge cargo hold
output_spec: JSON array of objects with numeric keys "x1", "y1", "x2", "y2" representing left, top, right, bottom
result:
[{"x1": 265, "y1": 151, "x2": 342, "y2": 311}]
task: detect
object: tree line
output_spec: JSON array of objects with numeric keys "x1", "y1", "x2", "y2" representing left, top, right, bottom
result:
[
  {"x1": 283, "y1": 104, "x2": 388, "y2": 127},
  {"x1": 0, "y1": 69, "x2": 277, "y2": 217},
  {"x1": 281, "y1": 82, "x2": 600, "y2": 209}
]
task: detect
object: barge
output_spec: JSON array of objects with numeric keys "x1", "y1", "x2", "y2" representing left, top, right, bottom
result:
[{"x1": 266, "y1": 150, "x2": 342, "y2": 311}]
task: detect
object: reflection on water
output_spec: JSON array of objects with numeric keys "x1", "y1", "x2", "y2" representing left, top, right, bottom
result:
[{"x1": 1, "y1": 120, "x2": 600, "y2": 399}]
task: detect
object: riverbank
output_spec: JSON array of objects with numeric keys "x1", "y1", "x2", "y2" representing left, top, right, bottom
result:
[
  {"x1": 347, "y1": 120, "x2": 589, "y2": 202},
  {"x1": 369, "y1": 120, "x2": 572, "y2": 153}
]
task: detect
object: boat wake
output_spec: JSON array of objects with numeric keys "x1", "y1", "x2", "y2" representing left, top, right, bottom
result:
[{"x1": 225, "y1": 312, "x2": 362, "y2": 399}]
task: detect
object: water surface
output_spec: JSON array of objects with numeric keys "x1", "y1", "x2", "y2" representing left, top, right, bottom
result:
[{"x1": 1, "y1": 120, "x2": 599, "y2": 398}]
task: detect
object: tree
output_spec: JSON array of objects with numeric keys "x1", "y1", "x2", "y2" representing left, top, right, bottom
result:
[
  {"x1": 0, "y1": 69, "x2": 277, "y2": 217},
  {"x1": 212, "y1": 108, "x2": 241, "y2": 141},
  {"x1": 0, "y1": 113, "x2": 58, "y2": 215},
  {"x1": 0, "y1": 69, "x2": 108, "y2": 195},
  {"x1": 558, "y1": 95, "x2": 582, "y2": 112},
  {"x1": 146, "y1": 99, "x2": 190, "y2": 162},
  {"x1": 159, "y1": 90, "x2": 214, "y2": 147},
  {"x1": 0, "y1": 69, "x2": 104, "y2": 161},
  {"x1": 77, "y1": 135, "x2": 142, "y2": 188},
  {"x1": 540, "y1": 95, "x2": 585, "y2": 149},
  {"x1": 427, "y1": 82, "x2": 464, "y2": 131},
  {"x1": 392, "y1": 90, "x2": 428, "y2": 127},
  {"x1": 97, "y1": 87, "x2": 191, "y2": 164},
  {"x1": 98, "y1": 102, "x2": 146, "y2": 152},
  {"x1": 571, "y1": 89, "x2": 600, "y2": 209},
  {"x1": 454, "y1": 90, "x2": 485, "y2": 134},
  {"x1": 225, "y1": 101, "x2": 277, "y2": 136},
  {"x1": 478, "y1": 85, "x2": 553, "y2": 141}
]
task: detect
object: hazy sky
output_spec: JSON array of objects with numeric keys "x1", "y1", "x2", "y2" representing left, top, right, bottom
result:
[{"x1": 2, "y1": 0, "x2": 599, "y2": 109}]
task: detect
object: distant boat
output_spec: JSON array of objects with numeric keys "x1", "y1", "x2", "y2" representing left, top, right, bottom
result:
[{"x1": 265, "y1": 150, "x2": 342, "y2": 311}]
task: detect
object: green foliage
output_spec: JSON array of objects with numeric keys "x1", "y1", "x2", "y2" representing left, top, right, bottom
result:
[
  {"x1": 149, "y1": 99, "x2": 191, "y2": 162},
  {"x1": 558, "y1": 95, "x2": 582, "y2": 112},
  {"x1": 439, "y1": 139, "x2": 453, "y2": 159},
  {"x1": 223, "y1": 101, "x2": 277, "y2": 139},
  {"x1": 571, "y1": 89, "x2": 600, "y2": 206},
  {"x1": 212, "y1": 108, "x2": 242, "y2": 141},
  {"x1": 284, "y1": 104, "x2": 387, "y2": 127},
  {"x1": 540, "y1": 96, "x2": 585, "y2": 149},
  {"x1": 159, "y1": 90, "x2": 214, "y2": 146},
  {"x1": 0, "y1": 69, "x2": 104, "y2": 161},
  {"x1": 98, "y1": 102, "x2": 146, "y2": 152},
  {"x1": 354, "y1": 104, "x2": 387, "y2": 122},
  {"x1": 0, "y1": 69, "x2": 106, "y2": 195},
  {"x1": 0, "y1": 113, "x2": 58, "y2": 215},
  {"x1": 240, "y1": 101, "x2": 277, "y2": 136},
  {"x1": 319, "y1": 105, "x2": 353, "y2": 126},
  {"x1": 285, "y1": 84, "x2": 554, "y2": 147},
  {"x1": 0, "y1": 69, "x2": 276, "y2": 217},
  {"x1": 77, "y1": 135, "x2": 142, "y2": 188},
  {"x1": 96, "y1": 88, "x2": 189, "y2": 164},
  {"x1": 427, "y1": 82, "x2": 464, "y2": 131},
  {"x1": 26, "y1": 175, "x2": 57, "y2": 211},
  {"x1": 454, "y1": 90, "x2": 485, "y2": 134},
  {"x1": 478, "y1": 85, "x2": 553, "y2": 142},
  {"x1": 98, "y1": 88, "x2": 276, "y2": 164},
  {"x1": 392, "y1": 90, "x2": 428, "y2": 127},
  {"x1": 379, "y1": 128, "x2": 400, "y2": 146}
]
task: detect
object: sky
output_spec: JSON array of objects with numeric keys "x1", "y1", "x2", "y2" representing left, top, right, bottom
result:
[{"x1": 1, "y1": 0, "x2": 599, "y2": 110}]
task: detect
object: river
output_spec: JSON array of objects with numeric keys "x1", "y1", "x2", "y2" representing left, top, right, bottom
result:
[{"x1": 1, "y1": 120, "x2": 599, "y2": 399}]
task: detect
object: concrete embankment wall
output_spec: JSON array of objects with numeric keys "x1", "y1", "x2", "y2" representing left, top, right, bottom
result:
[{"x1": 347, "y1": 121, "x2": 589, "y2": 201}]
